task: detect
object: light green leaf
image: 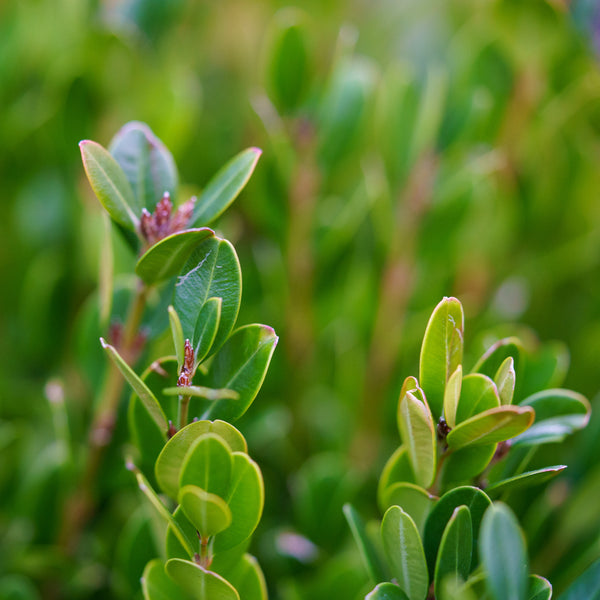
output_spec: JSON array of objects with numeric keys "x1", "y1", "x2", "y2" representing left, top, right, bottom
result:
[
  {"x1": 192, "y1": 148, "x2": 262, "y2": 227},
  {"x1": 397, "y1": 391, "x2": 436, "y2": 488},
  {"x1": 455, "y1": 374, "x2": 500, "y2": 424},
  {"x1": 557, "y1": 557, "x2": 600, "y2": 600},
  {"x1": 343, "y1": 503, "x2": 387, "y2": 584},
  {"x1": 80, "y1": 140, "x2": 139, "y2": 230},
  {"x1": 179, "y1": 433, "x2": 233, "y2": 499},
  {"x1": 434, "y1": 506, "x2": 472, "y2": 599},
  {"x1": 424, "y1": 486, "x2": 491, "y2": 576},
  {"x1": 472, "y1": 337, "x2": 523, "y2": 380},
  {"x1": 495, "y1": 357, "x2": 516, "y2": 405},
  {"x1": 165, "y1": 559, "x2": 240, "y2": 600},
  {"x1": 163, "y1": 386, "x2": 239, "y2": 401},
  {"x1": 173, "y1": 237, "x2": 241, "y2": 356},
  {"x1": 169, "y1": 306, "x2": 185, "y2": 372},
  {"x1": 194, "y1": 298, "x2": 222, "y2": 367},
  {"x1": 101, "y1": 338, "x2": 168, "y2": 433},
  {"x1": 109, "y1": 121, "x2": 178, "y2": 213},
  {"x1": 194, "y1": 325, "x2": 278, "y2": 423},
  {"x1": 366, "y1": 582, "x2": 410, "y2": 600},
  {"x1": 179, "y1": 485, "x2": 232, "y2": 538},
  {"x1": 381, "y1": 483, "x2": 437, "y2": 535},
  {"x1": 419, "y1": 297, "x2": 464, "y2": 420},
  {"x1": 443, "y1": 366, "x2": 462, "y2": 428},
  {"x1": 142, "y1": 559, "x2": 187, "y2": 600},
  {"x1": 485, "y1": 465, "x2": 566, "y2": 497},
  {"x1": 156, "y1": 421, "x2": 246, "y2": 500},
  {"x1": 225, "y1": 554, "x2": 268, "y2": 600},
  {"x1": 446, "y1": 406, "x2": 535, "y2": 450},
  {"x1": 378, "y1": 446, "x2": 416, "y2": 511},
  {"x1": 479, "y1": 503, "x2": 528, "y2": 600},
  {"x1": 136, "y1": 229, "x2": 214, "y2": 285},
  {"x1": 528, "y1": 574, "x2": 552, "y2": 600},
  {"x1": 381, "y1": 506, "x2": 429, "y2": 600}
]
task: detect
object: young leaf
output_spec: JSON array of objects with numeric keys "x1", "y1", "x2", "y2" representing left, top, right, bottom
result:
[
  {"x1": 484, "y1": 465, "x2": 566, "y2": 497},
  {"x1": 178, "y1": 485, "x2": 232, "y2": 538},
  {"x1": 168, "y1": 306, "x2": 185, "y2": 372},
  {"x1": 455, "y1": 374, "x2": 500, "y2": 424},
  {"x1": 80, "y1": 140, "x2": 139, "y2": 230},
  {"x1": 343, "y1": 503, "x2": 388, "y2": 584},
  {"x1": 443, "y1": 366, "x2": 462, "y2": 428},
  {"x1": 434, "y1": 505, "x2": 472, "y2": 599},
  {"x1": 193, "y1": 297, "x2": 222, "y2": 366},
  {"x1": 528, "y1": 574, "x2": 552, "y2": 600},
  {"x1": 557, "y1": 557, "x2": 600, "y2": 600},
  {"x1": 381, "y1": 483, "x2": 437, "y2": 535},
  {"x1": 156, "y1": 420, "x2": 247, "y2": 500},
  {"x1": 136, "y1": 229, "x2": 214, "y2": 285},
  {"x1": 472, "y1": 337, "x2": 523, "y2": 380},
  {"x1": 109, "y1": 121, "x2": 178, "y2": 213},
  {"x1": 495, "y1": 357, "x2": 516, "y2": 405},
  {"x1": 142, "y1": 559, "x2": 188, "y2": 600},
  {"x1": 165, "y1": 559, "x2": 240, "y2": 600},
  {"x1": 225, "y1": 554, "x2": 268, "y2": 600},
  {"x1": 378, "y1": 446, "x2": 416, "y2": 511},
  {"x1": 173, "y1": 237, "x2": 241, "y2": 356},
  {"x1": 446, "y1": 405, "x2": 535, "y2": 450},
  {"x1": 397, "y1": 391, "x2": 436, "y2": 488},
  {"x1": 100, "y1": 338, "x2": 168, "y2": 434},
  {"x1": 366, "y1": 583, "x2": 410, "y2": 600},
  {"x1": 193, "y1": 325, "x2": 278, "y2": 423},
  {"x1": 381, "y1": 506, "x2": 429, "y2": 600},
  {"x1": 423, "y1": 486, "x2": 491, "y2": 577},
  {"x1": 419, "y1": 297, "x2": 464, "y2": 420},
  {"x1": 191, "y1": 148, "x2": 262, "y2": 227},
  {"x1": 442, "y1": 444, "x2": 497, "y2": 485},
  {"x1": 479, "y1": 503, "x2": 528, "y2": 600}
]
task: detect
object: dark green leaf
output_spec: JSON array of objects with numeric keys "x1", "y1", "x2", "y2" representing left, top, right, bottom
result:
[
  {"x1": 485, "y1": 466, "x2": 566, "y2": 497},
  {"x1": 557, "y1": 558, "x2": 600, "y2": 600},
  {"x1": 168, "y1": 306, "x2": 185, "y2": 372},
  {"x1": 442, "y1": 444, "x2": 497, "y2": 485},
  {"x1": 193, "y1": 297, "x2": 222, "y2": 366}
]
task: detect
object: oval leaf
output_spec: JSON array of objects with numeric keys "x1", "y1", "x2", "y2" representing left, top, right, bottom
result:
[
  {"x1": 191, "y1": 148, "x2": 262, "y2": 227},
  {"x1": 165, "y1": 559, "x2": 240, "y2": 600},
  {"x1": 528, "y1": 574, "x2": 552, "y2": 600},
  {"x1": 381, "y1": 483, "x2": 437, "y2": 535},
  {"x1": 441, "y1": 443, "x2": 497, "y2": 485},
  {"x1": 419, "y1": 297, "x2": 464, "y2": 420},
  {"x1": 366, "y1": 582, "x2": 410, "y2": 600},
  {"x1": 225, "y1": 554, "x2": 268, "y2": 600},
  {"x1": 455, "y1": 374, "x2": 500, "y2": 425},
  {"x1": 142, "y1": 559, "x2": 187, "y2": 600},
  {"x1": 495, "y1": 357, "x2": 516, "y2": 405},
  {"x1": 179, "y1": 485, "x2": 232, "y2": 538},
  {"x1": 381, "y1": 506, "x2": 428, "y2": 600},
  {"x1": 485, "y1": 465, "x2": 566, "y2": 497}
]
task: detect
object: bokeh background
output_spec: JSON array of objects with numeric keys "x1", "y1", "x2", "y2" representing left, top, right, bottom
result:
[{"x1": 2, "y1": 0, "x2": 600, "y2": 598}]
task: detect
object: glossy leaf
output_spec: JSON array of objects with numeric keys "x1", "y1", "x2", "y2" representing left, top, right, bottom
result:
[
  {"x1": 442, "y1": 444, "x2": 497, "y2": 485},
  {"x1": 179, "y1": 433, "x2": 233, "y2": 499},
  {"x1": 179, "y1": 485, "x2": 232, "y2": 538},
  {"x1": 381, "y1": 506, "x2": 428, "y2": 600},
  {"x1": 109, "y1": 121, "x2": 178, "y2": 213},
  {"x1": 446, "y1": 406, "x2": 535, "y2": 450},
  {"x1": 343, "y1": 503, "x2": 387, "y2": 584},
  {"x1": 479, "y1": 503, "x2": 528, "y2": 600},
  {"x1": 194, "y1": 325, "x2": 278, "y2": 422},
  {"x1": 226, "y1": 554, "x2": 268, "y2": 600},
  {"x1": 191, "y1": 148, "x2": 262, "y2": 227},
  {"x1": 485, "y1": 465, "x2": 566, "y2": 497},
  {"x1": 443, "y1": 366, "x2": 462, "y2": 428},
  {"x1": 193, "y1": 297, "x2": 222, "y2": 366},
  {"x1": 80, "y1": 140, "x2": 139, "y2": 230},
  {"x1": 557, "y1": 557, "x2": 600, "y2": 599},
  {"x1": 366, "y1": 583, "x2": 410, "y2": 600},
  {"x1": 378, "y1": 446, "x2": 416, "y2": 511},
  {"x1": 455, "y1": 374, "x2": 500, "y2": 424},
  {"x1": 419, "y1": 297, "x2": 464, "y2": 420},
  {"x1": 495, "y1": 357, "x2": 516, "y2": 405},
  {"x1": 528, "y1": 574, "x2": 552, "y2": 600},
  {"x1": 165, "y1": 559, "x2": 240, "y2": 600},
  {"x1": 136, "y1": 228, "x2": 214, "y2": 285},
  {"x1": 156, "y1": 421, "x2": 246, "y2": 500},
  {"x1": 142, "y1": 559, "x2": 187, "y2": 600},
  {"x1": 173, "y1": 237, "x2": 241, "y2": 355},
  {"x1": 168, "y1": 306, "x2": 185, "y2": 372},
  {"x1": 213, "y1": 452, "x2": 264, "y2": 552},
  {"x1": 434, "y1": 505, "x2": 472, "y2": 598},
  {"x1": 101, "y1": 338, "x2": 168, "y2": 433},
  {"x1": 397, "y1": 391, "x2": 436, "y2": 488},
  {"x1": 424, "y1": 486, "x2": 491, "y2": 576},
  {"x1": 381, "y1": 483, "x2": 437, "y2": 535}
]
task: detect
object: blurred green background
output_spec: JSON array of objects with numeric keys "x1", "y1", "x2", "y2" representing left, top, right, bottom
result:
[{"x1": 2, "y1": 0, "x2": 600, "y2": 598}]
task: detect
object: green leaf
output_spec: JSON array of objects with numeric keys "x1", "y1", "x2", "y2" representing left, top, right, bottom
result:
[
  {"x1": 343, "y1": 503, "x2": 387, "y2": 584},
  {"x1": 494, "y1": 357, "x2": 516, "y2": 405},
  {"x1": 169, "y1": 306, "x2": 185, "y2": 372},
  {"x1": 163, "y1": 386, "x2": 239, "y2": 401},
  {"x1": 443, "y1": 366, "x2": 462, "y2": 428},
  {"x1": 472, "y1": 337, "x2": 523, "y2": 380},
  {"x1": 179, "y1": 485, "x2": 232, "y2": 538},
  {"x1": 173, "y1": 237, "x2": 241, "y2": 356},
  {"x1": 485, "y1": 465, "x2": 566, "y2": 497},
  {"x1": 193, "y1": 298, "x2": 222, "y2": 367},
  {"x1": 381, "y1": 506, "x2": 429, "y2": 600},
  {"x1": 381, "y1": 483, "x2": 437, "y2": 535},
  {"x1": 142, "y1": 559, "x2": 187, "y2": 600},
  {"x1": 479, "y1": 503, "x2": 528, "y2": 600},
  {"x1": 191, "y1": 148, "x2": 262, "y2": 227},
  {"x1": 193, "y1": 325, "x2": 278, "y2": 422},
  {"x1": 434, "y1": 506, "x2": 472, "y2": 599},
  {"x1": 514, "y1": 389, "x2": 591, "y2": 446},
  {"x1": 366, "y1": 582, "x2": 410, "y2": 600},
  {"x1": 419, "y1": 297, "x2": 464, "y2": 420},
  {"x1": 213, "y1": 452, "x2": 264, "y2": 552},
  {"x1": 397, "y1": 390, "x2": 436, "y2": 488},
  {"x1": 528, "y1": 574, "x2": 552, "y2": 600},
  {"x1": 109, "y1": 121, "x2": 178, "y2": 213},
  {"x1": 179, "y1": 433, "x2": 233, "y2": 499},
  {"x1": 455, "y1": 374, "x2": 500, "y2": 424},
  {"x1": 80, "y1": 140, "x2": 139, "y2": 230},
  {"x1": 557, "y1": 557, "x2": 600, "y2": 600},
  {"x1": 165, "y1": 559, "x2": 240, "y2": 600},
  {"x1": 446, "y1": 406, "x2": 535, "y2": 450},
  {"x1": 156, "y1": 420, "x2": 246, "y2": 500},
  {"x1": 442, "y1": 444, "x2": 497, "y2": 485},
  {"x1": 101, "y1": 338, "x2": 168, "y2": 433},
  {"x1": 225, "y1": 554, "x2": 268, "y2": 600},
  {"x1": 424, "y1": 486, "x2": 491, "y2": 577},
  {"x1": 136, "y1": 229, "x2": 214, "y2": 285},
  {"x1": 378, "y1": 447, "x2": 416, "y2": 511}
]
